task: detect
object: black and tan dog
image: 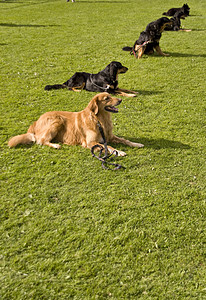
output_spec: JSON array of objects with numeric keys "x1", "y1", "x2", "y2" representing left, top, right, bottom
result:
[
  {"x1": 165, "y1": 11, "x2": 191, "y2": 32},
  {"x1": 163, "y1": 3, "x2": 190, "y2": 17},
  {"x1": 44, "y1": 61, "x2": 138, "y2": 97},
  {"x1": 122, "y1": 17, "x2": 172, "y2": 59}
]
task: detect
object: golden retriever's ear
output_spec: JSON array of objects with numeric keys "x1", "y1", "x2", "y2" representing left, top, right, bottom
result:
[{"x1": 88, "y1": 96, "x2": 99, "y2": 115}]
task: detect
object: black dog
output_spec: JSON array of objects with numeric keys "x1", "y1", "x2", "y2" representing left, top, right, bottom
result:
[
  {"x1": 44, "y1": 61, "x2": 138, "y2": 97},
  {"x1": 163, "y1": 3, "x2": 190, "y2": 17},
  {"x1": 165, "y1": 11, "x2": 191, "y2": 31},
  {"x1": 122, "y1": 17, "x2": 172, "y2": 59}
]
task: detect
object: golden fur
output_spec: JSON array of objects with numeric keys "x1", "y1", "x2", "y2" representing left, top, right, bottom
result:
[{"x1": 8, "y1": 92, "x2": 144, "y2": 156}]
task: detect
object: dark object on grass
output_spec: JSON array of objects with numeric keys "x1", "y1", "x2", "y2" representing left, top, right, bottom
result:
[
  {"x1": 163, "y1": 3, "x2": 190, "y2": 17},
  {"x1": 122, "y1": 17, "x2": 172, "y2": 59},
  {"x1": 165, "y1": 11, "x2": 192, "y2": 31},
  {"x1": 44, "y1": 61, "x2": 138, "y2": 97},
  {"x1": 91, "y1": 121, "x2": 124, "y2": 170}
]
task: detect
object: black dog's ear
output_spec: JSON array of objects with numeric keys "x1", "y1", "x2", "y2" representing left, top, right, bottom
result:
[
  {"x1": 109, "y1": 63, "x2": 118, "y2": 82},
  {"x1": 103, "y1": 63, "x2": 111, "y2": 73}
]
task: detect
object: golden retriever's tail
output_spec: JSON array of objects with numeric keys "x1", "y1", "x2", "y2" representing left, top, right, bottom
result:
[{"x1": 8, "y1": 133, "x2": 36, "y2": 148}]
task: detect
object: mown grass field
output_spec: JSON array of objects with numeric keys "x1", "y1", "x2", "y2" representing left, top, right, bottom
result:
[{"x1": 0, "y1": 0, "x2": 206, "y2": 299}]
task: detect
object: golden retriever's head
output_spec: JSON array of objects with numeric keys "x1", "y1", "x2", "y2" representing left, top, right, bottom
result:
[{"x1": 88, "y1": 92, "x2": 122, "y2": 115}]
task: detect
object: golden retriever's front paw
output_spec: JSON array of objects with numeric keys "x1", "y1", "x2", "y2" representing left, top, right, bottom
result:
[
  {"x1": 128, "y1": 93, "x2": 137, "y2": 97},
  {"x1": 53, "y1": 143, "x2": 61, "y2": 149},
  {"x1": 116, "y1": 150, "x2": 127, "y2": 156},
  {"x1": 133, "y1": 142, "x2": 144, "y2": 148}
]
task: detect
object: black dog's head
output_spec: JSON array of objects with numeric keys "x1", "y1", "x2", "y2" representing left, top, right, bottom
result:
[
  {"x1": 183, "y1": 3, "x2": 190, "y2": 9},
  {"x1": 182, "y1": 3, "x2": 190, "y2": 17},
  {"x1": 104, "y1": 61, "x2": 128, "y2": 82},
  {"x1": 138, "y1": 31, "x2": 152, "y2": 43},
  {"x1": 146, "y1": 17, "x2": 173, "y2": 38},
  {"x1": 183, "y1": 3, "x2": 190, "y2": 11}
]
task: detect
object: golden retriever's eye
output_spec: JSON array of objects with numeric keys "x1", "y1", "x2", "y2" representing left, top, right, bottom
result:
[{"x1": 104, "y1": 96, "x2": 110, "y2": 101}]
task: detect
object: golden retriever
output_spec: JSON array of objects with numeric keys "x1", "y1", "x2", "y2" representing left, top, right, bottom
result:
[{"x1": 8, "y1": 92, "x2": 144, "y2": 156}]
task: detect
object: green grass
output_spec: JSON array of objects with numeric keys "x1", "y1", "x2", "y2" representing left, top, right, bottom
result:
[{"x1": 0, "y1": 0, "x2": 206, "y2": 299}]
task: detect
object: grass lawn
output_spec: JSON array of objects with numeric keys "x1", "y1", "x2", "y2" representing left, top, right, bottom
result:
[{"x1": 0, "y1": 0, "x2": 206, "y2": 298}]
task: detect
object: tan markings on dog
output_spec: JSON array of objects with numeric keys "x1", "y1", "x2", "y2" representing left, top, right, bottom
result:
[
  {"x1": 8, "y1": 93, "x2": 144, "y2": 155},
  {"x1": 138, "y1": 46, "x2": 146, "y2": 59},
  {"x1": 179, "y1": 29, "x2": 192, "y2": 32},
  {"x1": 160, "y1": 23, "x2": 169, "y2": 32},
  {"x1": 155, "y1": 45, "x2": 169, "y2": 56},
  {"x1": 71, "y1": 82, "x2": 85, "y2": 92}
]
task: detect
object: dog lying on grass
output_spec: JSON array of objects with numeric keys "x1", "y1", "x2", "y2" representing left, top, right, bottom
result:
[
  {"x1": 8, "y1": 92, "x2": 144, "y2": 156},
  {"x1": 122, "y1": 17, "x2": 172, "y2": 59},
  {"x1": 165, "y1": 11, "x2": 192, "y2": 31},
  {"x1": 44, "y1": 61, "x2": 138, "y2": 97},
  {"x1": 163, "y1": 3, "x2": 190, "y2": 17}
]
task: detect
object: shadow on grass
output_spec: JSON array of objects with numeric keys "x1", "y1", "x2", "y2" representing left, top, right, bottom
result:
[
  {"x1": 0, "y1": 23, "x2": 58, "y2": 28},
  {"x1": 0, "y1": 0, "x2": 22, "y2": 2},
  {"x1": 1, "y1": 0, "x2": 128, "y2": 2},
  {"x1": 169, "y1": 52, "x2": 206, "y2": 58},
  {"x1": 76, "y1": 1, "x2": 129, "y2": 3},
  {"x1": 0, "y1": 0, "x2": 122, "y2": 5},
  {"x1": 5, "y1": 136, "x2": 191, "y2": 150},
  {"x1": 0, "y1": 0, "x2": 56, "y2": 3},
  {"x1": 189, "y1": 29, "x2": 206, "y2": 31},
  {"x1": 149, "y1": 52, "x2": 206, "y2": 58},
  {"x1": 189, "y1": 14, "x2": 203, "y2": 17},
  {"x1": 138, "y1": 90, "x2": 163, "y2": 95},
  {"x1": 121, "y1": 137, "x2": 191, "y2": 149}
]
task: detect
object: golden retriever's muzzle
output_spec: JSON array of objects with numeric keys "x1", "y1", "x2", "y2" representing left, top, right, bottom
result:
[{"x1": 105, "y1": 98, "x2": 122, "y2": 113}]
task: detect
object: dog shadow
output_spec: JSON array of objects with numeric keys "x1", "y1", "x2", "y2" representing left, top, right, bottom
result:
[
  {"x1": 137, "y1": 90, "x2": 163, "y2": 95},
  {"x1": 149, "y1": 52, "x2": 206, "y2": 58},
  {"x1": 0, "y1": 0, "x2": 57, "y2": 4},
  {"x1": 120, "y1": 137, "x2": 191, "y2": 150},
  {"x1": 0, "y1": 0, "x2": 22, "y2": 2},
  {"x1": 76, "y1": 1, "x2": 128, "y2": 3},
  {"x1": 0, "y1": 23, "x2": 58, "y2": 28},
  {"x1": 168, "y1": 52, "x2": 206, "y2": 58},
  {"x1": 188, "y1": 28, "x2": 206, "y2": 31},
  {"x1": 189, "y1": 14, "x2": 203, "y2": 17}
]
